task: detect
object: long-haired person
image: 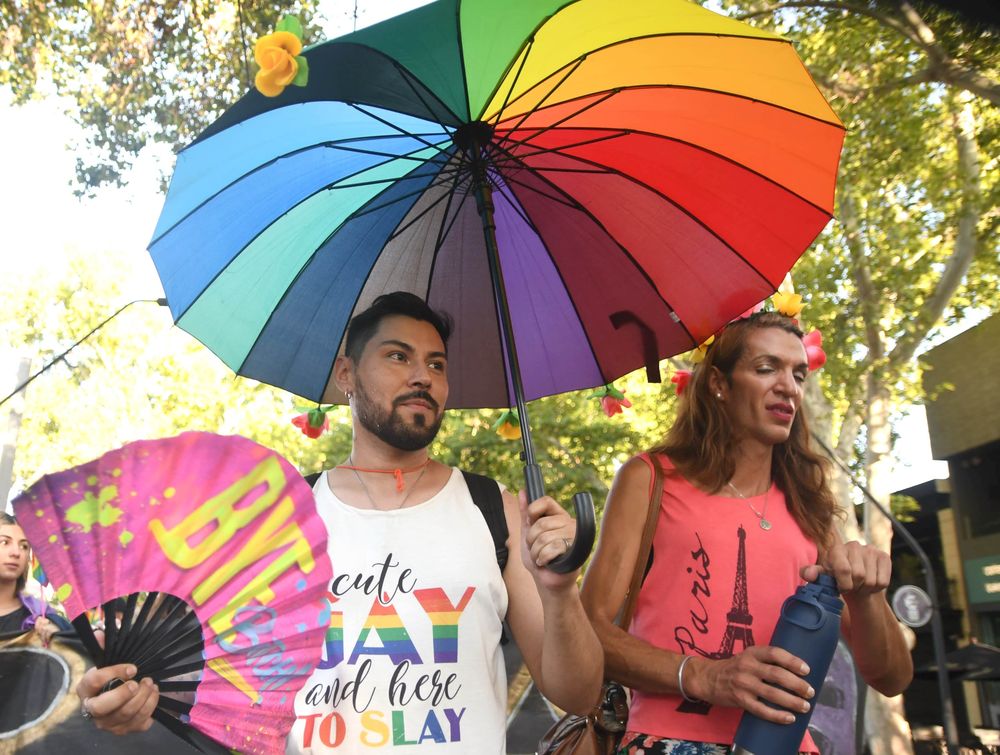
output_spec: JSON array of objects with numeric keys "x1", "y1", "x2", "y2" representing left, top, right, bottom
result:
[
  {"x1": 581, "y1": 312, "x2": 912, "y2": 754},
  {"x1": 0, "y1": 512, "x2": 68, "y2": 643}
]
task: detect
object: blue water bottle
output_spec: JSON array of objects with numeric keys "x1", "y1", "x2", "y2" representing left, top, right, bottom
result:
[{"x1": 732, "y1": 574, "x2": 843, "y2": 755}]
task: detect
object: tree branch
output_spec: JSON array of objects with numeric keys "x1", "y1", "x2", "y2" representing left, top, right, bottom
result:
[
  {"x1": 739, "y1": 0, "x2": 1000, "y2": 106},
  {"x1": 890, "y1": 91, "x2": 982, "y2": 366},
  {"x1": 738, "y1": 0, "x2": 912, "y2": 35},
  {"x1": 839, "y1": 191, "x2": 885, "y2": 362},
  {"x1": 896, "y1": 1, "x2": 1000, "y2": 106},
  {"x1": 811, "y1": 68, "x2": 936, "y2": 102}
]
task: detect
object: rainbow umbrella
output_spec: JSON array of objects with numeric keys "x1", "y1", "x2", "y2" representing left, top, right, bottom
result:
[{"x1": 148, "y1": 0, "x2": 843, "y2": 567}]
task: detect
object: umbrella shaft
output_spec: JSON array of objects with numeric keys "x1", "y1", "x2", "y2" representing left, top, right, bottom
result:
[{"x1": 470, "y1": 163, "x2": 543, "y2": 499}]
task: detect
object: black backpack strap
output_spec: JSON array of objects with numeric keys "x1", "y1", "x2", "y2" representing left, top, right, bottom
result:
[
  {"x1": 460, "y1": 470, "x2": 509, "y2": 575},
  {"x1": 303, "y1": 471, "x2": 322, "y2": 487}
]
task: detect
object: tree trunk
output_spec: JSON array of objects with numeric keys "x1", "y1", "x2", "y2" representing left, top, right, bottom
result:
[
  {"x1": 803, "y1": 376, "x2": 862, "y2": 541},
  {"x1": 863, "y1": 377, "x2": 914, "y2": 755}
]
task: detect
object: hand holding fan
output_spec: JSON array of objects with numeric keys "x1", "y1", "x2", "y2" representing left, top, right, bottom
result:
[{"x1": 12, "y1": 432, "x2": 333, "y2": 754}]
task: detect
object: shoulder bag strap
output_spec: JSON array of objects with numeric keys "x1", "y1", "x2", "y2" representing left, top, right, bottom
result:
[{"x1": 618, "y1": 453, "x2": 664, "y2": 632}]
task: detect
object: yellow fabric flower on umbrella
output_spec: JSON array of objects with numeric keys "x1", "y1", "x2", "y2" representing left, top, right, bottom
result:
[
  {"x1": 772, "y1": 291, "x2": 804, "y2": 318},
  {"x1": 254, "y1": 16, "x2": 310, "y2": 97},
  {"x1": 689, "y1": 334, "x2": 715, "y2": 364},
  {"x1": 492, "y1": 409, "x2": 522, "y2": 441}
]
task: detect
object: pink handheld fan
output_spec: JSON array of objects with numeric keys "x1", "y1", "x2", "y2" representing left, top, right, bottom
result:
[{"x1": 12, "y1": 432, "x2": 333, "y2": 754}]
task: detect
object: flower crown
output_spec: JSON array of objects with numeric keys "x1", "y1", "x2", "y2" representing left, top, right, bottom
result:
[{"x1": 670, "y1": 289, "x2": 826, "y2": 395}]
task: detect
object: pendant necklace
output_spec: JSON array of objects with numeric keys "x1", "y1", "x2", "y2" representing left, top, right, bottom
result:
[
  {"x1": 336, "y1": 456, "x2": 431, "y2": 491},
  {"x1": 727, "y1": 480, "x2": 772, "y2": 531},
  {"x1": 346, "y1": 455, "x2": 430, "y2": 510}
]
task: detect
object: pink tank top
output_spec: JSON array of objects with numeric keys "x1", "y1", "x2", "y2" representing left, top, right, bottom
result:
[{"x1": 627, "y1": 454, "x2": 819, "y2": 752}]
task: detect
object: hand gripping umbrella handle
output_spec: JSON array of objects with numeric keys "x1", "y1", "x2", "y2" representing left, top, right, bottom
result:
[{"x1": 523, "y1": 464, "x2": 596, "y2": 574}]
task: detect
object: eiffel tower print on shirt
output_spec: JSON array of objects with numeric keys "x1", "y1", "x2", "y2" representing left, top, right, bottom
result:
[{"x1": 678, "y1": 525, "x2": 755, "y2": 715}]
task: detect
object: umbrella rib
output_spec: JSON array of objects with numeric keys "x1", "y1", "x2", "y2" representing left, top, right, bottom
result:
[
  {"x1": 488, "y1": 176, "x2": 615, "y2": 388},
  {"x1": 322, "y1": 141, "x2": 453, "y2": 164},
  {"x1": 386, "y1": 175, "x2": 464, "y2": 243},
  {"x1": 344, "y1": 180, "x2": 459, "y2": 221},
  {"x1": 476, "y1": 0, "x2": 592, "y2": 124},
  {"x1": 453, "y1": 0, "x2": 472, "y2": 121},
  {"x1": 494, "y1": 82, "x2": 847, "y2": 139},
  {"x1": 423, "y1": 169, "x2": 474, "y2": 304},
  {"x1": 503, "y1": 57, "x2": 586, "y2": 137},
  {"x1": 152, "y1": 138, "x2": 452, "y2": 245},
  {"x1": 507, "y1": 138, "x2": 780, "y2": 293},
  {"x1": 488, "y1": 138, "x2": 699, "y2": 349},
  {"x1": 484, "y1": 34, "x2": 536, "y2": 125},
  {"x1": 325, "y1": 162, "x2": 462, "y2": 193},
  {"x1": 342, "y1": 158, "x2": 466, "y2": 221},
  {"x1": 483, "y1": 34, "x2": 835, "y2": 126},
  {"x1": 497, "y1": 130, "x2": 630, "y2": 163},
  {"x1": 492, "y1": 171, "x2": 581, "y2": 211},
  {"x1": 348, "y1": 103, "x2": 452, "y2": 156},
  {"x1": 504, "y1": 122, "x2": 837, "y2": 221},
  {"x1": 392, "y1": 58, "x2": 463, "y2": 138},
  {"x1": 495, "y1": 88, "x2": 620, "y2": 152},
  {"x1": 232, "y1": 153, "x2": 453, "y2": 392}
]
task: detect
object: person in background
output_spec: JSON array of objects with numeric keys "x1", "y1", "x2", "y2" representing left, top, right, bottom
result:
[
  {"x1": 0, "y1": 511, "x2": 69, "y2": 643},
  {"x1": 582, "y1": 311, "x2": 913, "y2": 755}
]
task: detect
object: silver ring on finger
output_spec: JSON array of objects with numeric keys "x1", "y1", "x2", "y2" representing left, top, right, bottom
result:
[
  {"x1": 562, "y1": 537, "x2": 572, "y2": 552},
  {"x1": 81, "y1": 697, "x2": 94, "y2": 720}
]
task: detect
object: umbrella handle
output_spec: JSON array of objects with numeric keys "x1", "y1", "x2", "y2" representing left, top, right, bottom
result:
[
  {"x1": 522, "y1": 464, "x2": 596, "y2": 573},
  {"x1": 546, "y1": 492, "x2": 596, "y2": 574}
]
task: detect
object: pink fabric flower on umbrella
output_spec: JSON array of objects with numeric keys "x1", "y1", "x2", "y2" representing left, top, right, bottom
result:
[
  {"x1": 732, "y1": 301, "x2": 766, "y2": 322},
  {"x1": 803, "y1": 329, "x2": 827, "y2": 371},
  {"x1": 670, "y1": 370, "x2": 692, "y2": 395},
  {"x1": 589, "y1": 384, "x2": 632, "y2": 417}
]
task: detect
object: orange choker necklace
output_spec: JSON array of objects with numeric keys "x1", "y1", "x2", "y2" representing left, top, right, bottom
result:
[{"x1": 336, "y1": 457, "x2": 432, "y2": 491}]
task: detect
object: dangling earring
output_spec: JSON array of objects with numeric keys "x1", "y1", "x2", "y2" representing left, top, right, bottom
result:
[{"x1": 345, "y1": 391, "x2": 353, "y2": 401}]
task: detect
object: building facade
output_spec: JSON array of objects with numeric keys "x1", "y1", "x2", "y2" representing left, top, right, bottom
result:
[{"x1": 923, "y1": 314, "x2": 1000, "y2": 728}]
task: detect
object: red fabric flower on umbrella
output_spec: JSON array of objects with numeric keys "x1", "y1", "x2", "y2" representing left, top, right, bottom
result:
[
  {"x1": 671, "y1": 370, "x2": 692, "y2": 395},
  {"x1": 291, "y1": 405, "x2": 334, "y2": 438},
  {"x1": 601, "y1": 394, "x2": 632, "y2": 416},
  {"x1": 803, "y1": 329, "x2": 827, "y2": 371}
]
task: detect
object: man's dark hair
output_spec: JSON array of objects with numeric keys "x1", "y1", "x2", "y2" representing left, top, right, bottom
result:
[{"x1": 344, "y1": 291, "x2": 453, "y2": 361}]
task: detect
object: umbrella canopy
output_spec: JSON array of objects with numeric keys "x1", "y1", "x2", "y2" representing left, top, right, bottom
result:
[{"x1": 148, "y1": 0, "x2": 844, "y2": 410}]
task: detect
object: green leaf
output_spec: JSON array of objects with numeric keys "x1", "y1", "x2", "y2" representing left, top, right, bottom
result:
[
  {"x1": 293, "y1": 55, "x2": 309, "y2": 88},
  {"x1": 275, "y1": 14, "x2": 304, "y2": 40}
]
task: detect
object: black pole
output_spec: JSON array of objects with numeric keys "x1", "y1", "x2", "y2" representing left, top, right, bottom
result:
[
  {"x1": 0, "y1": 298, "x2": 169, "y2": 408},
  {"x1": 812, "y1": 433, "x2": 960, "y2": 755},
  {"x1": 462, "y1": 133, "x2": 594, "y2": 573}
]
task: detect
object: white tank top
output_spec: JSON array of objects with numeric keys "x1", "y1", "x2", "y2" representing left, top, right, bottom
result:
[{"x1": 286, "y1": 468, "x2": 509, "y2": 754}]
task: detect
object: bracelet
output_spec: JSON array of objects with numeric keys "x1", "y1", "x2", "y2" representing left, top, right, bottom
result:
[{"x1": 677, "y1": 655, "x2": 701, "y2": 703}]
